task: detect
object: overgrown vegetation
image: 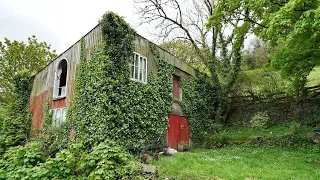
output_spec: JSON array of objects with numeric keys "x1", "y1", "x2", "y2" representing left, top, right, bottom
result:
[
  {"x1": 0, "y1": 141, "x2": 143, "y2": 179},
  {"x1": 67, "y1": 12, "x2": 174, "y2": 152},
  {"x1": 0, "y1": 70, "x2": 34, "y2": 154},
  {"x1": 1, "y1": 11, "x2": 173, "y2": 179},
  {"x1": 0, "y1": 36, "x2": 56, "y2": 103},
  {"x1": 180, "y1": 72, "x2": 219, "y2": 147}
]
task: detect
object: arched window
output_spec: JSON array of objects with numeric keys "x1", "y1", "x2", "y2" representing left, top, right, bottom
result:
[{"x1": 54, "y1": 59, "x2": 68, "y2": 98}]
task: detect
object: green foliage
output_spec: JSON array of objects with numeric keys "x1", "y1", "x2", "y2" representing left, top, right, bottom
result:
[
  {"x1": 204, "y1": 130, "x2": 230, "y2": 148},
  {"x1": 0, "y1": 35, "x2": 57, "y2": 103},
  {"x1": 242, "y1": 38, "x2": 269, "y2": 69},
  {"x1": 289, "y1": 121, "x2": 302, "y2": 135},
  {"x1": 151, "y1": 146, "x2": 320, "y2": 179},
  {"x1": 68, "y1": 12, "x2": 174, "y2": 151},
  {"x1": 35, "y1": 102, "x2": 70, "y2": 157},
  {"x1": 307, "y1": 66, "x2": 320, "y2": 87},
  {"x1": 0, "y1": 142, "x2": 44, "y2": 179},
  {"x1": 160, "y1": 40, "x2": 208, "y2": 74},
  {"x1": 0, "y1": 70, "x2": 34, "y2": 152},
  {"x1": 250, "y1": 112, "x2": 271, "y2": 129},
  {"x1": 234, "y1": 67, "x2": 291, "y2": 96},
  {"x1": 251, "y1": 0, "x2": 320, "y2": 93},
  {"x1": 0, "y1": 141, "x2": 142, "y2": 179},
  {"x1": 180, "y1": 72, "x2": 219, "y2": 146}
]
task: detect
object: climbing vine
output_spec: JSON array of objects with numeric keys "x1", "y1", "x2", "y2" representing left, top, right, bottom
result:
[
  {"x1": 180, "y1": 71, "x2": 219, "y2": 146},
  {"x1": 68, "y1": 12, "x2": 174, "y2": 151}
]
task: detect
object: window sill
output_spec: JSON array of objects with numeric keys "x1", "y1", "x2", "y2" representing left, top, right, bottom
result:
[
  {"x1": 130, "y1": 78, "x2": 147, "y2": 84},
  {"x1": 52, "y1": 96, "x2": 66, "y2": 101}
]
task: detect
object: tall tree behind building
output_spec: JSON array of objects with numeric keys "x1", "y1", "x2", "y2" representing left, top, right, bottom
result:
[{"x1": 0, "y1": 35, "x2": 57, "y2": 103}]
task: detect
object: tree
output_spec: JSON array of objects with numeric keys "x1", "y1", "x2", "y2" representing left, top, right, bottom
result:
[
  {"x1": 160, "y1": 40, "x2": 209, "y2": 73},
  {"x1": 259, "y1": 0, "x2": 320, "y2": 94},
  {"x1": 215, "y1": 0, "x2": 320, "y2": 94},
  {"x1": 134, "y1": 0, "x2": 252, "y2": 123},
  {"x1": 242, "y1": 37, "x2": 269, "y2": 69},
  {"x1": 0, "y1": 35, "x2": 57, "y2": 103}
]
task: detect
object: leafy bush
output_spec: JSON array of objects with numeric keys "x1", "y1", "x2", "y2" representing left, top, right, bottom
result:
[
  {"x1": 0, "y1": 142, "x2": 44, "y2": 179},
  {"x1": 1, "y1": 140, "x2": 144, "y2": 179},
  {"x1": 250, "y1": 112, "x2": 270, "y2": 129},
  {"x1": 204, "y1": 130, "x2": 230, "y2": 148}
]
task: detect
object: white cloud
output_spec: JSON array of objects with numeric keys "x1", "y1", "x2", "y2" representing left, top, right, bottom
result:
[{"x1": 0, "y1": 0, "x2": 144, "y2": 53}]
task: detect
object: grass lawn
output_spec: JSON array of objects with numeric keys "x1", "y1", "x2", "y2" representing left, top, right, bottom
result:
[
  {"x1": 307, "y1": 66, "x2": 320, "y2": 87},
  {"x1": 151, "y1": 146, "x2": 320, "y2": 179},
  {"x1": 225, "y1": 124, "x2": 315, "y2": 143}
]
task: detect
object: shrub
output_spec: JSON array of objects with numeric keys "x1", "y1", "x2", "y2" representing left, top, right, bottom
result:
[
  {"x1": 0, "y1": 142, "x2": 44, "y2": 179},
  {"x1": 250, "y1": 112, "x2": 270, "y2": 129},
  {"x1": 203, "y1": 129, "x2": 230, "y2": 148},
  {"x1": 1, "y1": 140, "x2": 144, "y2": 179}
]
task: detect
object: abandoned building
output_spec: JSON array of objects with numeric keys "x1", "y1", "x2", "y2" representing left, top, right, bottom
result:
[{"x1": 29, "y1": 23, "x2": 195, "y2": 149}]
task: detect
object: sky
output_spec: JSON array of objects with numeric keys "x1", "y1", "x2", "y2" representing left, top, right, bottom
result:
[{"x1": 0, "y1": 0, "x2": 146, "y2": 54}]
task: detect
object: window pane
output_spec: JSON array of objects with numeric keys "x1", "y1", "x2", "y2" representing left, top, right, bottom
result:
[
  {"x1": 62, "y1": 108, "x2": 66, "y2": 122},
  {"x1": 131, "y1": 65, "x2": 135, "y2": 79},
  {"x1": 140, "y1": 57, "x2": 143, "y2": 69},
  {"x1": 139, "y1": 69, "x2": 143, "y2": 81},
  {"x1": 135, "y1": 67, "x2": 139, "y2": 79},
  {"x1": 143, "y1": 70, "x2": 147, "y2": 82},
  {"x1": 135, "y1": 54, "x2": 139, "y2": 66},
  {"x1": 142, "y1": 58, "x2": 146, "y2": 71},
  {"x1": 56, "y1": 109, "x2": 62, "y2": 124}
]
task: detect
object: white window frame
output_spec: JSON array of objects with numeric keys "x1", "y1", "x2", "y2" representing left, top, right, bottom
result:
[
  {"x1": 51, "y1": 107, "x2": 67, "y2": 126},
  {"x1": 53, "y1": 59, "x2": 68, "y2": 99},
  {"x1": 130, "y1": 52, "x2": 147, "y2": 83}
]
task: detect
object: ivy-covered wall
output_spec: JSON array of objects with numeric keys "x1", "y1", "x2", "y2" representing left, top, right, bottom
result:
[
  {"x1": 29, "y1": 14, "x2": 195, "y2": 133},
  {"x1": 27, "y1": 11, "x2": 198, "y2": 151},
  {"x1": 180, "y1": 72, "x2": 219, "y2": 146},
  {"x1": 67, "y1": 12, "x2": 174, "y2": 151}
]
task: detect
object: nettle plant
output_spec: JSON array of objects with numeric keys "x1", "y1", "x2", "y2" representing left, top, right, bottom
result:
[{"x1": 67, "y1": 12, "x2": 174, "y2": 152}]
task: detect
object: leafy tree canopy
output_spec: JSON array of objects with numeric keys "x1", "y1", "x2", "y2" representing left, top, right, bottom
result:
[
  {"x1": 0, "y1": 36, "x2": 57, "y2": 102},
  {"x1": 260, "y1": 0, "x2": 320, "y2": 92},
  {"x1": 213, "y1": 0, "x2": 320, "y2": 93}
]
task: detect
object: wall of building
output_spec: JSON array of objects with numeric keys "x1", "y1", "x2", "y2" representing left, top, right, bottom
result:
[{"x1": 29, "y1": 24, "x2": 195, "y2": 131}]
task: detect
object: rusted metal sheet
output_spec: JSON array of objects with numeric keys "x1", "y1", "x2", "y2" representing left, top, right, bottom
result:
[{"x1": 29, "y1": 90, "x2": 48, "y2": 133}]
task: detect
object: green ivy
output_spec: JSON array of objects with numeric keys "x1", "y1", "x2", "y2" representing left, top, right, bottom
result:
[
  {"x1": 0, "y1": 70, "x2": 34, "y2": 153},
  {"x1": 68, "y1": 12, "x2": 174, "y2": 151},
  {"x1": 180, "y1": 72, "x2": 219, "y2": 146},
  {"x1": 35, "y1": 101, "x2": 70, "y2": 157}
]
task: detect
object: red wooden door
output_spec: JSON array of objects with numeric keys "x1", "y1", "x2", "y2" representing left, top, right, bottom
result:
[{"x1": 167, "y1": 115, "x2": 189, "y2": 149}]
